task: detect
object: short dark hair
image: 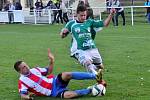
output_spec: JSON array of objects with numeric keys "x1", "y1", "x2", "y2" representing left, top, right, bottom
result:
[
  {"x1": 77, "y1": 5, "x2": 87, "y2": 14},
  {"x1": 14, "y1": 60, "x2": 23, "y2": 72},
  {"x1": 78, "y1": 0, "x2": 85, "y2": 6}
]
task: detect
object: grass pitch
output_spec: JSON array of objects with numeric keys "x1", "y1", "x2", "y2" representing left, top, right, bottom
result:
[{"x1": 0, "y1": 23, "x2": 150, "y2": 100}]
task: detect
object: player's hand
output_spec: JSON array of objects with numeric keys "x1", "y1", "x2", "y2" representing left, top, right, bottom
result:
[
  {"x1": 48, "y1": 48, "x2": 54, "y2": 62},
  {"x1": 60, "y1": 28, "x2": 69, "y2": 38}
]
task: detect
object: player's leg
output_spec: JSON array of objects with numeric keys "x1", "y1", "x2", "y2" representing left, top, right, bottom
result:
[
  {"x1": 93, "y1": 62, "x2": 104, "y2": 70},
  {"x1": 61, "y1": 72, "x2": 96, "y2": 80},
  {"x1": 61, "y1": 71, "x2": 104, "y2": 85},
  {"x1": 53, "y1": 72, "x2": 93, "y2": 98},
  {"x1": 63, "y1": 88, "x2": 91, "y2": 99},
  {"x1": 73, "y1": 50, "x2": 98, "y2": 75},
  {"x1": 51, "y1": 73, "x2": 70, "y2": 97},
  {"x1": 89, "y1": 48, "x2": 104, "y2": 81},
  {"x1": 63, "y1": 80, "x2": 107, "y2": 98},
  {"x1": 88, "y1": 48, "x2": 104, "y2": 69}
]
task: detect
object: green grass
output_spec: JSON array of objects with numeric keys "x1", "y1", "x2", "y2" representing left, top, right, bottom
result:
[{"x1": 0, "y1": 23, "x2": 150, "y2": 100}]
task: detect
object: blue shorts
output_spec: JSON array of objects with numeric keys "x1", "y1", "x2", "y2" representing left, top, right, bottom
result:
[{"x1": 51, "y1": 73, "x2": 69, "y2": 98}]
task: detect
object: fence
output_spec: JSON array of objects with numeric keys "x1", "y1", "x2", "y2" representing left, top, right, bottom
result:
[
  {"x1": 0, "y1": 6, "x2": 149, "y2": 25},
  {"x1": 98, "y1": 6, "x2": 150, "y2": 26}
]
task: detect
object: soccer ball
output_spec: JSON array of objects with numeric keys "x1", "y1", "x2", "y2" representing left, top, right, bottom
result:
[{"x1": 92, "y1": 84, "x2": 106, "y2": 96}]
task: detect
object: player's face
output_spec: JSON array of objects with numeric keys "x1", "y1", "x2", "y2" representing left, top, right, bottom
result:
[
  {"x1": 18, "y1": 62, "x2": 30, "y2": 75},
  {"x1": 77, "y1": 11, "x2": 87, "y2": 22}
]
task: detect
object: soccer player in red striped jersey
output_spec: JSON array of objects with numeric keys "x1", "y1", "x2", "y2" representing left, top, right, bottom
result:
[{"x1": 14, "y1": 48, "x2": 103, "y2": 100}]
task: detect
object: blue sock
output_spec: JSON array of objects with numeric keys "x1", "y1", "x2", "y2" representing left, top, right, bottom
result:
[
  {"x1": 71, "y1": 72, "x2": 96, "y2": 80},
  {"x1": 75, "y1": 89, "x2": 91, "y2": 96}
]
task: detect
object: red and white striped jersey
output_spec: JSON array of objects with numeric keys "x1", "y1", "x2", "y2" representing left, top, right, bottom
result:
[{"x1": 18, "y1": 67, "x2": 54, "y2": 96}]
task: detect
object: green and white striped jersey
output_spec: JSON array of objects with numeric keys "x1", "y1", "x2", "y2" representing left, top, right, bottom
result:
[{"x1": 65, "y1": 19, "x2": 104, "y2": 55}]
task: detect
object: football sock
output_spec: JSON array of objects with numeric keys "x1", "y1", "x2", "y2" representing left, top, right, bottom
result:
[
  {"x1": 75, "y1": 89, "x2": 91, "y2": 96},
  {"x1": 71, "y1": 72, "x2": 96, "y2": 80},
  {"x1": 87, "y1": 64, "x2": 98, "y2": 75}
]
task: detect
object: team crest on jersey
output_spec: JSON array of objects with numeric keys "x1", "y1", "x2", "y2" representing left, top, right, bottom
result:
[{"x1": 75, "y1": 27, "x2": 80, "y2": 33}]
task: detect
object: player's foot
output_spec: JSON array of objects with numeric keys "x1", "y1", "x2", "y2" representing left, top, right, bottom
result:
[{"x1": 96, "y1": 69, "x2": 102, "y2": 82}]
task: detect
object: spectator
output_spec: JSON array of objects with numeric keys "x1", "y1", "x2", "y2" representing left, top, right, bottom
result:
[
  {"x1": 50, "y1": 1, "x2": 59, "y2": 24},
  {"x1": 35, "y1": 0, "x2": 43, "y2": 16},
  {"x1": 46, "y1": 0, "x2": 53, "y2": 8},
  {"x1": 15, "y1": 2, "x2": 22, "y2": 10},
  {"x1": 144, "y1": 0, "x2": 150, "y2": 23},
  {"x1": 60, "y1": 0, "x2": 69, "y2": 23},
  {"x1": 56, "y1": 0, "x2": 63, "y2": 24},
  {"x1": 3, "y1": 3, "x2": 9, "y2": 11},
  {"x1": 44, "y1": 0, "x2": 58, "y2": 24},
  {"x1": 4, "y1": 1, "x2": 15, "y2": 24},
  {"x1": 108, "y1": 0, "x2": 125, "y2": 26},
  {"x1": 52, "y1": 0, "x2": 59, "y2": 4}
]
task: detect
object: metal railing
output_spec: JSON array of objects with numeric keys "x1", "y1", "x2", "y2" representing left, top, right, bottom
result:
[{"x1": 0, "y1": 6, "x2": 149, "y2": 25}]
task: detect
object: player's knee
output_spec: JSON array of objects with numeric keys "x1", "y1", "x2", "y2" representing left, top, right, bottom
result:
[
  {"x1": 83, "y1": 60, "x2": 92, "y2": 67},
  {"x1": 94, "y1": 63, "x2": 104, "y2": 69},
  {"x1": 99, "y1": 64, "x2": 104, "y2": 69},
  {"x1": 63, "y1": 91, "x2": 78, "y2": 99},
  {"x1": 61, "y1": 72, "x2": 72, "y2": 81}
]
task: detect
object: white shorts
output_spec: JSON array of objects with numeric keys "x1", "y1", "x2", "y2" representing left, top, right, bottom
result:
[{"x1": 73, "y1": 48, "x2": 103, "y2": 66}]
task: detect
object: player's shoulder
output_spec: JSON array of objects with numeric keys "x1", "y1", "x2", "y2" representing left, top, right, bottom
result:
[
  {"x1": 86, "y1": 18, "x2": 94, "y2": 22},
  {"x1": 19, "y1": 74, "x2": 27, "y2": 81},
  {"x1": 66, "y1": 20, "x2": 76, "y2": 25},
  {"x1": 30, "y1": 67, "x2": 43, "y2": 73},
  {"x1": 65, "y1": 20, "x2": 76, "y2": 29},
  {"x1": 88, "y1": 18, "x2": 103, "y2": 23},
  {"x1": 69, "y1": 20, "x2": 76, "y2": 23},
  {"x1": 86, "y1": 18, "x2": 99, "y2": 24}
]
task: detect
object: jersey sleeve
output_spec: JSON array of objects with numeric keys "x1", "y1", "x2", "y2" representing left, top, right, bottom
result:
[
  {"x1": 36, "y1": 67, "x2": 49, "y2": 76},
  {"x1": 92, "y1": 20, "x2": 104, "y2": 28},
  {"x1": 64, "y1": 20, "x2": 75, "y2": 32},
  {"x1": 91, "y1": 20, "x2": 104, "y2": 32},
  {"x1": 18, "y1": 80, "x2": 28, "y2": 95}
]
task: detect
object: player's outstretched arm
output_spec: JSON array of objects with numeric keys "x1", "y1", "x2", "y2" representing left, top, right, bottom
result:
[
  {"x1": 103, "y1": 8, "x2": 116, "y2": 27},
  {"x1": 60, "y1": 28, "x2": 69, "y2": 38},
  {"x1": 47, "y1": 48, "x2": 54, "y2": 74}
]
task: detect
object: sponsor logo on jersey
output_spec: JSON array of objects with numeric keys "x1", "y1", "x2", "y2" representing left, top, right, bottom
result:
[
  {"x1": 78, "y1": 33, "x2": 91, "y2": 38},
  {"x1": 75, "y1": 27, "x2": 80, "y2": 33}
]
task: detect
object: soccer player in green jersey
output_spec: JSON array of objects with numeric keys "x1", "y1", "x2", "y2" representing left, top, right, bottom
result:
[{"x1": 60, "y1": 5, "x2": 115, "y2": 82}]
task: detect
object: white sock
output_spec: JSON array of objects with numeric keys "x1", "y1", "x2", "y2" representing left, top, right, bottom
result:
[{"x1": 87, "y1": 64, "x2": 97, "y2": 75}]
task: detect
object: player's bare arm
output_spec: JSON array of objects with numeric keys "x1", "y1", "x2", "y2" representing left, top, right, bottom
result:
[
  {"x1": 104, "y1": 8, "x2": 116, "y2": 27},
  {"x1": 47, "y1": 48, "x2": 54, "y2": 74},
  {"x1": 60, "y1": 28, "x2": 69, "y2": 38}
]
